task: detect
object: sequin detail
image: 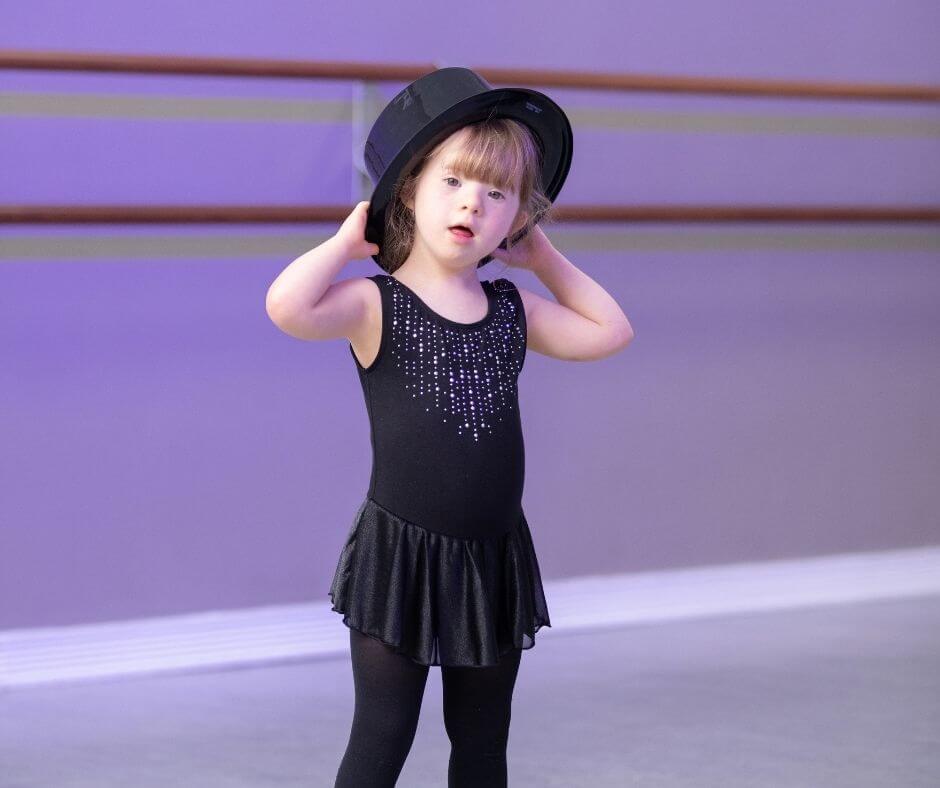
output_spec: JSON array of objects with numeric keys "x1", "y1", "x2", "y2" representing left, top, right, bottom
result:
[{"x1": 386, "y1": 277, "x2": 524, "y2": 442}]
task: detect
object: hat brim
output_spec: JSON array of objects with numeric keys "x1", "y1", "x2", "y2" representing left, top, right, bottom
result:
[{"x1": 365, "y1": 87, "x2": 573, "y2": 271}]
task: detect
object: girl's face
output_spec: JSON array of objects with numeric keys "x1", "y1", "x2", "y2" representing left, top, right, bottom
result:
[{"x1": 405, "y1": 129, "x2": 524, "y2": 267}]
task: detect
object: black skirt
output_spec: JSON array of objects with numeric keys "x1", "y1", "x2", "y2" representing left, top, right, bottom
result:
[{"x1": 328, "y1": 496, "x2": 552, "y2": 667}]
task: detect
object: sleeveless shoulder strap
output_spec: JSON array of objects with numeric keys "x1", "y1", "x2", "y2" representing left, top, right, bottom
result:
[
  {"x1": 490, "y1": 277, "x2": 527, "y2": 370},
  {"x1": 491, "y1": 277, "x2": 523, "y2": 318},
  {"x1": 350, "y1": 273, "x2": 395, "y2": 374},
  {"x1": 367, "y1": 273, "x2": 393, "y2": 309}
]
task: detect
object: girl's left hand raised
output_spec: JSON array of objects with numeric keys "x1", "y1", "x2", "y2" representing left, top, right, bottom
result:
[{"x1": 489, "y1": 223, "x2": 554, "y2": 273}]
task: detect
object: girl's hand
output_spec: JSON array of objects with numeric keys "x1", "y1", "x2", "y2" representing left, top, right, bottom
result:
[
  {"x1": 333, "y1": 201, "x2": 381, "y2": 261},
  {"x1": 489, "y1": 223, "x2": 554, "y2": 273}
]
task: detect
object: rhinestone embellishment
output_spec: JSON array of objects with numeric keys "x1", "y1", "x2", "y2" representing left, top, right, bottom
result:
[{"x1": 387, "y1": 277, "x2": 524, "y2": 442}]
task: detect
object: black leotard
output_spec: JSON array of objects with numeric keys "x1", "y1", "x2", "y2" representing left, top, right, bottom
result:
[{"x1": 349, "y1": 274, "x2": 527, "y2": 539}]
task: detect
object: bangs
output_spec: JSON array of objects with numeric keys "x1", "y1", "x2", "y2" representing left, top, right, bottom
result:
[{"x1": 433, "y1": 123, "x2": 530, "y2": 194}]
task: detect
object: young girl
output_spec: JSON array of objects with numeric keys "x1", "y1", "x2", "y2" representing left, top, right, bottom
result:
[{"x1": 266, "y1": 68, "x2": 633, "y2": 787}]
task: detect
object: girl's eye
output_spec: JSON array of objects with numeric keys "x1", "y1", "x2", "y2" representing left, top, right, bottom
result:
[{"x1": 444, "y1": 176, "x2": 504, "y2": 200}]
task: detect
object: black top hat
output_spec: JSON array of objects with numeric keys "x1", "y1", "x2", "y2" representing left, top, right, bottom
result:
[{"x1": 363, "y1": 67, "x2": 573, "y2": 270}]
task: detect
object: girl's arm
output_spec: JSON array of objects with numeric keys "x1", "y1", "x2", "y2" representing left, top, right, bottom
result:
[
  {"x1": 265, "y1": 201, "x2": 379, "y2": 343},
  {"x1": 496, "y1": 226, "x2": 635, "y2": 362}
]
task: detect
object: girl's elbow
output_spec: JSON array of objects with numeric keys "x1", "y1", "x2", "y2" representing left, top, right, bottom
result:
[
  {"x1": 592, "y1": 324, "x2": 633, "y2": 360},
  {"x1": 616, "y1": 322, "x2": 635, "y2": 350}
]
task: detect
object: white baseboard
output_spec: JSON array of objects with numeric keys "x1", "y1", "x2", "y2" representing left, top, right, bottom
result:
[{"x1": 3, "y1": 545, "x2": 939, "y2": 689}]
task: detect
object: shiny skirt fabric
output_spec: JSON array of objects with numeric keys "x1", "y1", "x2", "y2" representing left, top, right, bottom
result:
[{"x1": 328, "y1": 496, "x2": 552, "y2": 667}]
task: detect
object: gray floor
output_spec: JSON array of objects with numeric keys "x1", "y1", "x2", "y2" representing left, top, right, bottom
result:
[{"x1": 2, "y1": 595, "x2": 938, "y2": 787}]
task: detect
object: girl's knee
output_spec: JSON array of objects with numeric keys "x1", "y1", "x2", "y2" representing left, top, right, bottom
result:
[{"x1": 443, "y1": 704, "x2": 511, "y2": 749}]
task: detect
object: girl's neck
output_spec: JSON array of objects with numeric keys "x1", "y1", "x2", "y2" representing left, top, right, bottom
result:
[
  {"x1": 391, "y1": 261, "x2": 481, "y2": 294},
  {"x1": 390, "y1": 260, "x2": 491, "y2": 325}
]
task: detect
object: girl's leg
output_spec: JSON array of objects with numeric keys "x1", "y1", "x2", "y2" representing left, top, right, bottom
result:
[
  {"x1": 440, "y1": 647, "x2": 523, "y2": 788},
  {"x1": 334, "y1": 627, "x2": 431, "y2": 788}
]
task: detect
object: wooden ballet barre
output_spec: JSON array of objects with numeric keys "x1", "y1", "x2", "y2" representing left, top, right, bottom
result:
[
  {"x1": 2, "y1": 205, "x2": 939, "y2": 225},
  {"x1": 1, "y1": 50, "x2": 938, "y2": 102}
]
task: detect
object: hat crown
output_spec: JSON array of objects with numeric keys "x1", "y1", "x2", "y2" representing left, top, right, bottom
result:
[{"x1": 365, "y1": 68, "x2": 493, "y2": 186}]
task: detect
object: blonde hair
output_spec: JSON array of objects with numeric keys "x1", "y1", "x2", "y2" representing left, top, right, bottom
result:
[{"x1": 379, "y1": 118, "x2": 556, "y2": 274}]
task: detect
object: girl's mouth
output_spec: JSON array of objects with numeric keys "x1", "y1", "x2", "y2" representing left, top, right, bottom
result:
[{"x1": 449, "y1": 226, "x2": 474, "y2": 241}]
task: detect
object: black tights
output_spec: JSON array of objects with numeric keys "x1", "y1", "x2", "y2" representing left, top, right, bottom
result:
[{"x1": 334, "y1": 627, "x2": 523, "y2": 787}]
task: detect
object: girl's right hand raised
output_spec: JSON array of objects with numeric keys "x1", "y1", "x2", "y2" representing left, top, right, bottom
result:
[{"x1": 333, "y1": 200, "x2": 381, "y2": 261}]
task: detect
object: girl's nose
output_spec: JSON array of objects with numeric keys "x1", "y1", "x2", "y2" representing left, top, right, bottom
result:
[{"x1": 461, "y1": 187, "x2": 483, "y2": 211}]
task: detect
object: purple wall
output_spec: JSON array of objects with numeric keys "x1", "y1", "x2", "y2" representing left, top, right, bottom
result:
[{"x1": 2, "y1": 2, "x2": 939, "y2": 629}]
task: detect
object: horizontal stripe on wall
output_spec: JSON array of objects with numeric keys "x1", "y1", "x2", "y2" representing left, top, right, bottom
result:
[
  {"x1": 2, "y1": 91, "x2": 939, "y2": 137},
  {"x1": 2, "y1": 227, "x2": 939, "y2": 260}
]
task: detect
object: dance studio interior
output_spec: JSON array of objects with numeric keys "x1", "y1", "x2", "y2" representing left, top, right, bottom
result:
[{"x1": 2, "y1": 3, "x2": 938, "y2": 786}]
